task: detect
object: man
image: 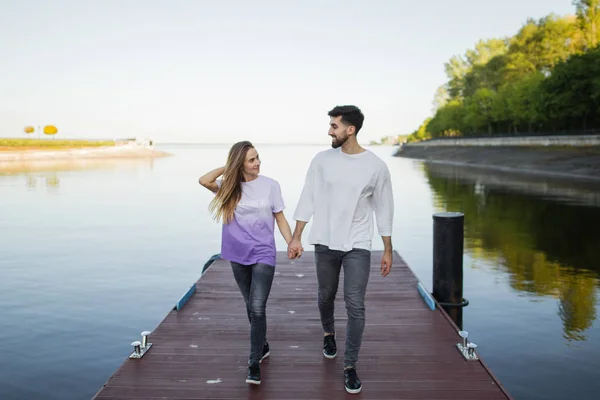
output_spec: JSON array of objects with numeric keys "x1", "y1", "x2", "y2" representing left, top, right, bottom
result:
[{"x1": 287, "y1": 105, "x2": 394, "y2": 394}]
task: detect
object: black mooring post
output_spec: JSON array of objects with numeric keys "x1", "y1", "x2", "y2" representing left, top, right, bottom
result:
[{"x1": 432, "y1": 212, "x2": 465, "y2": 330}]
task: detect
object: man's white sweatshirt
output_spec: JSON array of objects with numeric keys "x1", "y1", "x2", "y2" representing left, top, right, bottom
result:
[{"x1": 293, "y1": 147, "x2": 394, "y2": 251}]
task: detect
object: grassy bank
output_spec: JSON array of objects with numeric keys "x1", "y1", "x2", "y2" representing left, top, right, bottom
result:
[{"x1": 0, "y1": 138, "x2": 116, "y2": 150}]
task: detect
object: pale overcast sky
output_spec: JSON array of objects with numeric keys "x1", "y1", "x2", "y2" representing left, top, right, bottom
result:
[{"x1": 0, "y1": 0, "x2": 575, "y2": 144}]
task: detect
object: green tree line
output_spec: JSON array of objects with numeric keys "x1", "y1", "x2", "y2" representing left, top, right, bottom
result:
[{"x1": 407, "y1": 1, "x2": 600, "y2": 142}]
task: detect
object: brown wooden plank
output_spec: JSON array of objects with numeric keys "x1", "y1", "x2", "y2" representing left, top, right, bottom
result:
[
  {"x1": 103, "y1": 376, "x2": 503, "y2": 391},
  {"x1": 111, "y1": 356, "x2": 493, "y2": 377},
  {"x1": 95, "y1": 387, "x2": 508, "y2": 400},
  {"x1": 92, "y1": 251, "x2": 512, "y2": 400}
]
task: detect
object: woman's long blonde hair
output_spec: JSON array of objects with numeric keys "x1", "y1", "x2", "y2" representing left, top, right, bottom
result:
[{"x1": 209, "y1": 141, "x2": 254, "y2": 224}]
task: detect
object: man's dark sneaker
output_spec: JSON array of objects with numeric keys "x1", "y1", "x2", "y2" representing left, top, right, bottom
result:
[
  {"x1": 323, "y1": 334, "x2": 337, "y2": 359},
  {"x1": 246, "y1": 362, "x2": 261, "y2": 385},
  {"x1": 344, "y1": 367, "x2": 362, "y2": 394},
  {"x1": 260, "y1": 341, "x2": 270, "y2": 363}
]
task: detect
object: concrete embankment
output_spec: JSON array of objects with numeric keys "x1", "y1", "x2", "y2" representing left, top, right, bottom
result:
[{"x1": 394, "y1": 135, "x2": 600, "y2": 181}]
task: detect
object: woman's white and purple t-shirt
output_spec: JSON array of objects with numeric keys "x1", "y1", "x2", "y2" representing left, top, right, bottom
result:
[{"x1": 216, "y1": 175, "x2": 285, "y2": 267}]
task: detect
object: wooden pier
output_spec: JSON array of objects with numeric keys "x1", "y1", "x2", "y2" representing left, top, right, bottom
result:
[{"x1": 93, "y1": 251, "x2": 512, "y2": 399}]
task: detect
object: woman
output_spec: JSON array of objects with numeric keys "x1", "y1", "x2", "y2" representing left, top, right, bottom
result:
[{"x1": 199, "y1": 141, "x2": 299, "y2": 385}]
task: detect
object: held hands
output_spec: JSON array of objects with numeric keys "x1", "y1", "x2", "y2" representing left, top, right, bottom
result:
[
  {"x1": 381, "y1": 250, "x2": 392, "y2": 277},
  {"x1": 287, "y1": 238, "x2": 304, "y2": 260}
]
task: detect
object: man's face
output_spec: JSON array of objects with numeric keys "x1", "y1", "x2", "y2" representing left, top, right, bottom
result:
[{"x1": 328, "y1": 116, "x2": 352, "y2": 148}]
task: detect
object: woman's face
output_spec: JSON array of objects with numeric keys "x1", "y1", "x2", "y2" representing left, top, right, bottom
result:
[{"x1": 242, "y1": 147, "x2": 260, "y2": 178}]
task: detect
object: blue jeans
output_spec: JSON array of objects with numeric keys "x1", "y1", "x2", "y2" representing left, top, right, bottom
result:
[
  {"x1": 230, "y1": 262, "x2": 275, "y2": 365},
  {"x1": 314, "y1": 244, "x2": 371, "y2": 369}
]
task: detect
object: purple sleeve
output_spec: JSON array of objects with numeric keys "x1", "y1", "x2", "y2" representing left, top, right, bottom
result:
[{"x1": 271, "y1": 180, "x2": 285, "y2": 213}]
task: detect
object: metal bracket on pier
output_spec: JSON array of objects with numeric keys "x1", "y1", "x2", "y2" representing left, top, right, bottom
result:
[
  {"x1": 456, "y1": 330, "x2": 479, "y2": 360},
  {"x1": 129, "y1": 331, "x2": 153, "y2": 359}
]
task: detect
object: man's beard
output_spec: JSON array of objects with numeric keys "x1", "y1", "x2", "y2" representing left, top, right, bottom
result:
[{"x1": 331, "y1": 135, "x2": 348, "y2": 148}]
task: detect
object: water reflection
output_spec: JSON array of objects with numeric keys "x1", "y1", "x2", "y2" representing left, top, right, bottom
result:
[
  {"x1": 23, "y1": 173, "x2": 61, "y2": 190},
  {"x1": 1, "y1": 157, "x2": 157, "y2": 191},
  {"x1": 423, "y1": 163, "x2": 600, "y2": 342}
]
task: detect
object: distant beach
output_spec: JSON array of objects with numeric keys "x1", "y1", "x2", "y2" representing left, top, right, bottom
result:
[{"x1": 0, "y1": 139, "x2": 171, "y2": 164}]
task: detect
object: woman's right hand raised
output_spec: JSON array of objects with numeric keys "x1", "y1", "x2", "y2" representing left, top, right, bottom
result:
[{"x1": 198, "y1": 166, "x2": 226, "y2": 193}]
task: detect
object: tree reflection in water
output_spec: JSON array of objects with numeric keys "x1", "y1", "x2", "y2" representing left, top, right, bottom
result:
[{"x1": 423, "y1": 163, "x2": 600, "y2": 342}]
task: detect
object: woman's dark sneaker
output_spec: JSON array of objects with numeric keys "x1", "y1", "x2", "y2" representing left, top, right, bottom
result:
[
  {"x1": 323, "y1": 334, "x2": 337, "y2": 359},
  {"x1": 246, "y1": 363, "x2": 261, "y2": 385}
]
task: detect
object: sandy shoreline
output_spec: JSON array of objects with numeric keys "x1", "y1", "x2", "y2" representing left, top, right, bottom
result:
[{"x1": 0, "y1": 143, "x2": 171, "y2": 162}]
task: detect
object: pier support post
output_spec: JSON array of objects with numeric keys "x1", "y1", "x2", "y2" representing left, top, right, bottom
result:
[{"x1": 432, "y1": 212, "x2": 465, "y2": 330}]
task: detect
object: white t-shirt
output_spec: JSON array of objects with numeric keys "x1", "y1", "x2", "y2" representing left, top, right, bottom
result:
[{"x1": 293, "y1": 147, "x2": 394, "y2": 251}]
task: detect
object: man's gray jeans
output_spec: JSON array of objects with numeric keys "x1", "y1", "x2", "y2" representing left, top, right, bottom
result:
[{"x1": 314, "y1": 244, "x2": 371, "y2": 369}]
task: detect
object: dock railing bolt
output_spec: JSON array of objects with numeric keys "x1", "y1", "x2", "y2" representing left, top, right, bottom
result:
[
  {"x1": 468, "y1": 342, "x2": 478, "y2": 357},
  {"x1": 432, "y1": 212, "x2": 466, "y2": 330},
  {"x1": 459, "y1": 330, "x2": 468, "y2": 349},
  {"x1": 131, "y1": 341, "x2": 141, "y2": 356},
  {"x1": 141, "y1": 331, "x2": 151, "y2": 348}
]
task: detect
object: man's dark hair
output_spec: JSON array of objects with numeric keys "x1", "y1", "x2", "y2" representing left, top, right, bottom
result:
[{"x1": 328, "y1": 105, "x2": 364, "y2": 135}]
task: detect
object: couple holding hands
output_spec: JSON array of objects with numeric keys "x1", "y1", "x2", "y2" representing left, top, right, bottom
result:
[{"x1": 198, "y1": 105, "x2": 394, "y2": 394}]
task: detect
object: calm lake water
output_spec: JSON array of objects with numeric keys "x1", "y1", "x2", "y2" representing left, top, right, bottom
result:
[{"x1": 1, "y1": 144, "x2": 599, "y2": 399}]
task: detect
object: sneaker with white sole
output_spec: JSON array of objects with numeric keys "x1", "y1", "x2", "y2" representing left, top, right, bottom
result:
[
  {"x1": 344, "y1": 367, "x2": 362, "y2": 394},
  {"x1": 246, "y1": 362, "x2": 261, "y2": 385},
  {"x1": 260, "y1": 341, "x2": 270, "y2": 363},
  {"x1": 323, "y1": 334, "x2": 337, "y2": 359}
]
